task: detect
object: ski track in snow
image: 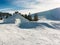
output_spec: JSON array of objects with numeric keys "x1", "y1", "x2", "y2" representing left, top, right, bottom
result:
[{"x1": 0, "y1": 23, "x2": 60, "y2": 45}]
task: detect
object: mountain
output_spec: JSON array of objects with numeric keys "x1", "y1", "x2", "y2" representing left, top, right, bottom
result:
[{"x1": 32, "y1": 8, "x2": 60, "y2": 21}]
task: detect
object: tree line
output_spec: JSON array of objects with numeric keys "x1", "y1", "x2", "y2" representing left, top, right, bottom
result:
[
  {"x1": 0, "y1": 12, "x2": 12, "y2": 20},
  {"x1": 15, "y1": 11, "x2": 39, "y2": 21},
  {"x1": 0, "y1": 11, "x2": 38, "y2": 21},
  {"x1": 21, "y1": 13, "x2": 38, "y2": 21}
]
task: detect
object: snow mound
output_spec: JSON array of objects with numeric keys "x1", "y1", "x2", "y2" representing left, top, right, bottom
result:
[{"x1": 3, "y1": 13, "x2": 29, "y2": 24}]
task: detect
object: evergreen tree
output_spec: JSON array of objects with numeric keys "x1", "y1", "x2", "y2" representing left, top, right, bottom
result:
[
  {"x1": 24, "y1": 14, "x2": 28, "y2": 19},
  {"x1": 34, "y1": 13, "x2": 38, "y2": 21},
  {"x1": 28, "y1": 15, "x2": 32, "y2": 21},
  {"x1": 15, "y1": 11, "x2": 19, "y2": 14},
  {"x1": 21, "y1": 14, "x2": 25, "y2": 17},
  {"x1": 0, "y1": 12, "x2": 12, "y2": 19}
]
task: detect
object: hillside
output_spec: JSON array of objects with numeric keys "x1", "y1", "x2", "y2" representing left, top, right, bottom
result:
[{"x1": 32, "y1": 8, "x2": 60, "y2": 21}]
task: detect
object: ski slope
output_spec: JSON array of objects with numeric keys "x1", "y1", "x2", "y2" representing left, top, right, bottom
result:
[
  {"x1": 0, "y1": 8, "x2": 60, "y2": 45},
  {"x1": 0, "y1": 20, "x2": 60, "y2": 45},
  {"x1": 32, "y1": 8, "x2": 60, "y2": 21}
]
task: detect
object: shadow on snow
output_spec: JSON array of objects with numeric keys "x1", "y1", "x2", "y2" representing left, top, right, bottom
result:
[{"x1": 19, "y1": 22, "x2": 55, "y2": 29}]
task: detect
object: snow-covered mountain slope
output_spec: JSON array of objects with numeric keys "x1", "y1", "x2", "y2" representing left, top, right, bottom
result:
[
  {"x1": 32, "y1": 8, "x2": 60, "y2": 20},
  {"x1": 0, "y1": 22, "x2": 60, "y2": 45}
]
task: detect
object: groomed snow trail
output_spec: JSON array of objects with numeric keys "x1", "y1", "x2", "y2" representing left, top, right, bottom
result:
[{"x1": 0, "y1": 24, "x2": 60, "y2": 45}]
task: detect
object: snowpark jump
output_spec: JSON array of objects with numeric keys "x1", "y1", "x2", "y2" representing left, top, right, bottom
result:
[{"x1": 3, "y1": 13, "x2": 29, "y2": 25}]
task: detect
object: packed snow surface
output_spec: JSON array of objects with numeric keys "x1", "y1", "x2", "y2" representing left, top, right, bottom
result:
[{"x1": 0, "y1": 20, "x2": 60, "y2": 45}]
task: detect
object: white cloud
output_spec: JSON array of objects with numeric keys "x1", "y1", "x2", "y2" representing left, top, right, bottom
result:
[
  {"x1": 12, "y1": 0, "x2": 60, "y2": 8},
  {"x1": 0, "y1": 0, "x2": 60, "y2": 14},
  {"x1": 0, "y1": 8, "x2": 15, "y2": 14},
  {"x1": 11, "y1": 0, "x2": 60, "y2": 13},
  {"x1": 12, "y1": 0, "x2": 60, "y2": 13}
]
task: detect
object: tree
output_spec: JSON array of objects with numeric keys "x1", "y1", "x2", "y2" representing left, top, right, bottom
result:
[
  {"x1": 21, "y1": 14, "x2": 25, "y2": 17},
  {"x1": 34, "y1": 13, "x2": 38, "y2": 21},
  {"x1": 15, "y1": 11, "x2": 19, "y2": 14},
  {"x1": 22, "y1": 13, "x2": 32, "y2": 21},
  {"x1": 24, "y1": 14, "x2": 28, "y2": 19},
  {"x1": 28, "y1": 15, "x2": 32, "y2": 21},
  {"x1": 5, "y1": 13, "x2": 12, "y2": 18},
  {"x1": 0, "y1": 12, "x2": 12, "y2": 19}
]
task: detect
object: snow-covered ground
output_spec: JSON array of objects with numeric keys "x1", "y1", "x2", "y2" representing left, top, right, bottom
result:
[
  {"x1": 0, "y1": 20, "x2": 60, "y2": 45},
  {"x1": 0, "y1": 8, "x2": 60, "y2": 45}
]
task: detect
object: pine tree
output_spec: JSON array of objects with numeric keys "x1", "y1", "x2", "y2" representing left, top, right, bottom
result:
[
  {"x1": 21, "y1": 14, "x2": 25, "y2": 17},
  {"x1": 15, "y1": 11, "x2": 19, "y2": 14},
  {"x1": 28, "y1": 15, "x2": 32, "y2": 21},
  {"x1": 27, "y1": 12, "x2": 32, "y2": 21},
  {"x1": 34, "y1": 13, "x2": 38, "y2": 21},
  {"x1": 24, "y1": 14, "x2": 28, "y2": 19}
]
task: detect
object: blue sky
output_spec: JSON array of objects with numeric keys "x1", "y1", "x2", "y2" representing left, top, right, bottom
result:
[
  {"x1": 0, "y1": 0, "x2": 25, "y2": 9},
  {"x1": 0, "y1": 0, "x2": 60, "y2": 14}
]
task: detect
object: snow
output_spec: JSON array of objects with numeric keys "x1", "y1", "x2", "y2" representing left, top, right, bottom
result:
[
  {"x1": 0, "y1": 20, "x2": 60, "y2": 45},
  {"x1": 32, "y1": 8, "x2": 60, "y2": 21},
  {"x1": 0, "y1": 8, "x2": 60, "y2": 45},
  {"x1": 3, "y1": 13, "x2": 29, "y2": 25}
]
